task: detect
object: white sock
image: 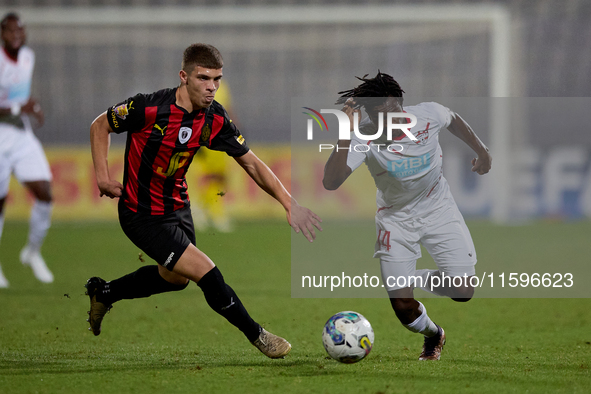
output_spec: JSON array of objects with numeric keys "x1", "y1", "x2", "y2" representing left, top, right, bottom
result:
[
  {"x1": 0, "y1": 214, "x2": 8, "y2": 287},
  {"x1": 0, "y1": 262, "x2": 8, "y2": 287},
  {"x1": 403, "y1": 301, "x2": 439, "y2": 337},
  {"x1": 27, "y1": 201, "x2": 52, "y2": 252},
  {"x1": 0, "y1": 212, "x2": 4, "y2": 246}
]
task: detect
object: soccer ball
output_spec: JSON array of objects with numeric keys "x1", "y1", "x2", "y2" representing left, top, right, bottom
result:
[{"x1": 322, "y1": 311, "x2": 374, "y2": 363}]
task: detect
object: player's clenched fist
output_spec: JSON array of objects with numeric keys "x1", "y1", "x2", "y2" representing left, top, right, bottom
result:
[
  {"x1": 98, "y1": 180, "x2": 123, "y2": 199},
  {"x1": 471, "y1": 153, "x2": 492, "y2": 175}
]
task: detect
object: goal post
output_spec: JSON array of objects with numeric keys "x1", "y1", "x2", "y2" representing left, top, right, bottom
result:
[{"x1": 11, "y1": 4, "x2": 513, "y2": 223}]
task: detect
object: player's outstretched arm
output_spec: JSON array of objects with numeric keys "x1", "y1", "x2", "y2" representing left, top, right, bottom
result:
[
  {"x1": 90, "y1": 112, "x2": 123, "y2": 199},
  {"x1": 447, "y1": 112, "x2": 492, "y2": 175},
  {"x1": 234, "y1": 150, "x2": 322, "y2": 242}
]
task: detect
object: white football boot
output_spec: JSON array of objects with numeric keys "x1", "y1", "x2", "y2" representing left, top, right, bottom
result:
[
  {"x1": 0, "y1": 263, "x2": 9, "y2": 288},
  {"x1": 20, "y1": 246, "x2": 54, "y2": 283}
]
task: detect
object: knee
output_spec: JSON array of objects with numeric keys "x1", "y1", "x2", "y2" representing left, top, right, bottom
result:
[
  {"x1": 174, "y1": 278, "x2": 190, "y2": 290},
  {"x1": 169, "y1": 277, "x2": 190, "y2": 288},
  {"x1": 451, "y1": 285, "x2": 474, "y2": 302},
  {"x1": 161, "y1": 276, "x2": 189, "y2": 292},
  {"x1": 158, "y1": 265, "x2": 189, "y2": 287},
  {"x1": 25, "y1": 181, "x2": 53, "y2": 203},
  {"x1": 36, "y1": 187, "x2": 53, "y2": 203}
]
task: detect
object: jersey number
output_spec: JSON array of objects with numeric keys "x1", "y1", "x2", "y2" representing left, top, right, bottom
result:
[
  {"x1": 157, "y1": 152, "x2": 190, "y2": 177},
  {"x1": 377, "y1": 229, "x2": 391, "y2": 252}
]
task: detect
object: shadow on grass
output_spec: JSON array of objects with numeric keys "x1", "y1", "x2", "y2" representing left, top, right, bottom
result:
[
  {"x1": 0, "y1": 352, "x2": 588, "y2": 394},
  {"x1": 0, "y1": 353, "x2": 350, "y2": 377}
]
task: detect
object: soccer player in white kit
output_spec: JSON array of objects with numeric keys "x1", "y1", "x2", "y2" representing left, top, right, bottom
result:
[
  {"x1": 323, "y1": 72, "x2": 492, "y2": 360},
  {"x1": 0, "y1": 13, "x2": 53, "y2": 287}
]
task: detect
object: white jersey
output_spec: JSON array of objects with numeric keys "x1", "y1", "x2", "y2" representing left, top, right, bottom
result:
[
  {"x1": 346, "y1": 102, "x2": 454, "y2": 221},
  {"x1": 0, "y1": 45, "x2": 34, "y2": 108},
  {"x1": 0, "y1": 46, "x2": 50, "y2": 188},
  {"x1": 0, "y1": 46, "x2": 35, "y2": 156}
]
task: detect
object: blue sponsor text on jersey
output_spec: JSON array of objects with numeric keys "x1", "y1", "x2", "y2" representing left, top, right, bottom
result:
[
  {"x1": 7, "y1": 81, "x2": 31, "y2": 102},
  {"x1": 387, "y1": 153, "x2": 431, "y2": 178}
]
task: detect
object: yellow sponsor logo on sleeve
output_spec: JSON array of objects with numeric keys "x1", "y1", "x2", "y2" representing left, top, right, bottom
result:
[
  {"x1": 114, "y1": 100, "x2": 134, "y2": 120},
  {"x1": 110, "y1": 111, "x2": 119, "y2": 128}
]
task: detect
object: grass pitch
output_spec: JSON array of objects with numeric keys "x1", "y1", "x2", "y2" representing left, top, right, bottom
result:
[{"x1": 0, "y1": 219, "x2": 590, "y2": 393}]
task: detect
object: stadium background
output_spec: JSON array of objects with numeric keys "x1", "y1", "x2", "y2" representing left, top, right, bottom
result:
[
  {"x1": 1, "y1": 3, "x2": 590, "y2": 392},
  {"x1": 2, "y1": 0, "x2": 590, "y2": 223}
]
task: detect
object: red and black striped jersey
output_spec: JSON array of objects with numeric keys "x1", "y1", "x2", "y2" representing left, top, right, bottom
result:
[{"x1": 107, "y1": 87, "x2": 249, "y2": 215}]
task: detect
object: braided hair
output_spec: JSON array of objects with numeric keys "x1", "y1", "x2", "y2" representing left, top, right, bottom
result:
[{"x1": 336, "y1": 71, "x2": 405, "y2": 110}]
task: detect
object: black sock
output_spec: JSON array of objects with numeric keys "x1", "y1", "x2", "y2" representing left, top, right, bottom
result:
[
  {"x1": 197, "y1": 266, "x2": 261, "y2": 342},
  {"x1": 99, "y1": 265, "x2": 188, "y2": 305}
]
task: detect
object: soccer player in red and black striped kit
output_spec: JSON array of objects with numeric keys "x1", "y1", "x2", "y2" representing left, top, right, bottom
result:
[{"x1": 87, "y1": 43, "x2": 322, "y2": 358}]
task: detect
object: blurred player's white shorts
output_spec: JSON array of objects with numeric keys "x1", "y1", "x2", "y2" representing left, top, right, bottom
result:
[
  {"x1": 375, "y1": 204, "x2": 476, "y2": 291},
  {"x1": 0, "y1": 123, "x2": 52, "y2": 198}
]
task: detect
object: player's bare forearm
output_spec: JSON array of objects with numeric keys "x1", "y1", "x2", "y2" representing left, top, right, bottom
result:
[
  {"x1": 447, "y1": 112, "x2": 492, "y2": 175},
  {"x1": 0, "y1": 98, "x2": 43, "y2": 126},
  {"x1": 234, "y1": 150, "x2": 290, "y2": 208},
  {"x1": 90, "y1": 112, "x2": 123, "y2": 198},
  {"x1": 323, "y1": 140, "x2": 353, "y2": 190},
  {"x1": 234, "y1": 150, "x2": 322, "y2": 241},
  {"x1": 22, "y1": 98, "x2": 44, "y2": 127},
  {"x1": 323, "y1": 98, "x2": 357, "y2": 190}
]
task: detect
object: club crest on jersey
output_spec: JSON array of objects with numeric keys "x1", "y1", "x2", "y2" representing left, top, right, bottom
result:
[
  {"x1": 200, "y1": 124, "x2": 211, "y2": 144},
  {"x1": 113, "y1": 101, "x2": 134, "y2": 120},
  {"x1": 415, "y1": 123, "x2": 430, "y2": 144},
  {"x1": 179, "y1": 127, "x2": 192, "y2": 144}
]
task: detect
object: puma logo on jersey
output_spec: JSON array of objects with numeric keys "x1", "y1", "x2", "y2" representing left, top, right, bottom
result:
[{"x1": 154, "y1": 124, "x2": 167, "y2": 135}]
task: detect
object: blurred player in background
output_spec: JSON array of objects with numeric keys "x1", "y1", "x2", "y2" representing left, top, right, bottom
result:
[
  {"x1": 88, "y1": 43, "x2": 322, "y2": 358},
  {"x1": 0, "y1": 13, "x2": 53, "y2": 288},
  {"x1": 191, "y1": 83, "x2": 234, "y2": 232},
  {"x1": 323, "y1": 72, "x2": 492, "y2": 360}
]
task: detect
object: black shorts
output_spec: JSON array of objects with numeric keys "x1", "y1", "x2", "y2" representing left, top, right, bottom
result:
[{"x1": 118, "y1": 205, "x2": 196, "y2": 271}]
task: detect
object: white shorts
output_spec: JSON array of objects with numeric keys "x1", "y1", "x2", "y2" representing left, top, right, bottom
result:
[
  {"x1": 375, "y1": 204, "x2": 477, "y2": 290},
  {"x1": 0, "y1": 124, "x2": 52, "y2": 198}
]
